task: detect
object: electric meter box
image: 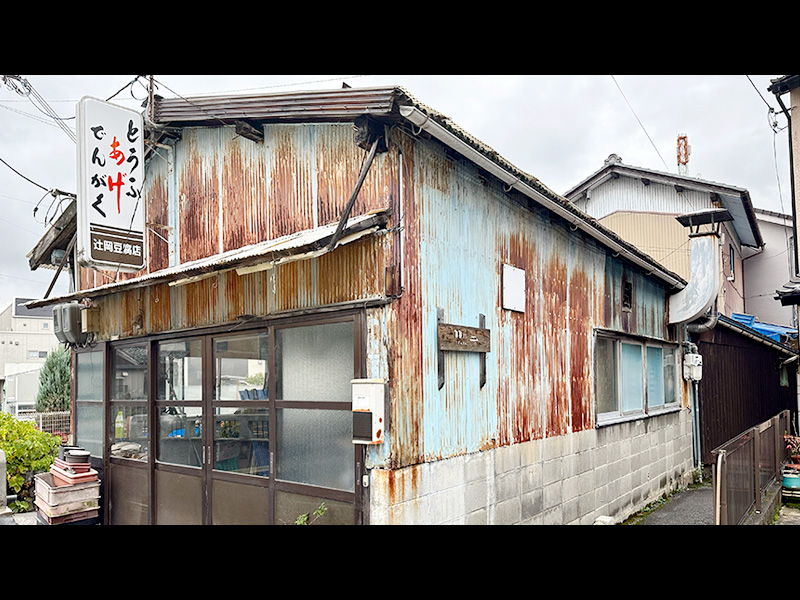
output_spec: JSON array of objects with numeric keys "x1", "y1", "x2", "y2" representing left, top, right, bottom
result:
[
  {"x1": 53, "y1": 303, "x2": 86, "y2": 346},
  {"x1": 352, "y1": 379, "x2": 387, "y2": 445},
  {"x1": 683, "y1": 353, "x2": 703, "y2": 382}
]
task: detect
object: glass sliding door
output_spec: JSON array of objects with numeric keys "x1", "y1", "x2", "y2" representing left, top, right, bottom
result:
[
  {"x1": 99, "y1": 311, "x2": 365, "y2": 525},
  {"x1": 273, "y1": 319, "x2": 360, "y2": 524},
  {"x1": 154, "y1": 338, "x2": 205, "y2": 524},
  {"x1": 210, "y1": 332, "x2": 270, "y2": 524}
]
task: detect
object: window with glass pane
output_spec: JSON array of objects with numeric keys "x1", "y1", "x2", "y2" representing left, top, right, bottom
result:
[
  {"x1": 158, "y1": 339, "x2": 203, "y2": 402},
  {"x1": 156, "y1": 339, "x2": 203, "y2": 467},
  {"x1": 595, "y1": 337, "x2": 618, "y2": 414},
  {"x1": 214, "y1": 334, "x2": 268, "y2": 401},
  {"x1": 596, "y1": 333, "x2": 680, "y2": 423},
  {"x1": 647, "y1": 346, "x2": 665, "y2": 408},
  {"x1": 663, "y1": 347, "x2": 677, "y2": 405},
  {"x1": 620, "y1": 342, "x2": 644, "y2": 413},
  {"x1": 110, "y1": 343, "x2": 149, "y2": 461},
  {"x1": 212, "y1": 333, "x2": 269, "y2": 476},
  {"x1": 276, "y1": 322, "x2": 353, "y2": 402},
  {"x1": 110, "y1": 404, "x2": 149, "y2": 460},
  {"x1": 213, "y1": 407, "x2": 269, "y2": 476},
  {"x1": 76, "y1": 351, "x2": 103, "y2": 457},
  {"x1": 157, "y1": 405, "x2": 203, "y2": 467},
  {"x1": 112, "y1": 343, "x2": 148, "y2": 401}
]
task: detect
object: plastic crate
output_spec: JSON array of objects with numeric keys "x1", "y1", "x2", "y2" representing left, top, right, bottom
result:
[
  {"x1": 34, "y1": 473, "x2": 100, "y2": 506},
  {"x1": 35, "y1": 495, "x2": 99, "y2": 518}
]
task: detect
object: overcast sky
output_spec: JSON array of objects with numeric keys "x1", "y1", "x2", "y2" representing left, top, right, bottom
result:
[{"x1": 0, "y1": 74, "x2": 791, "y2": 312}]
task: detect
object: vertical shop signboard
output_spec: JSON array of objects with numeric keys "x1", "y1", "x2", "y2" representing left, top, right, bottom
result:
[{"x1": 76, "y1": 96, "x2": 146, "y2": 272}]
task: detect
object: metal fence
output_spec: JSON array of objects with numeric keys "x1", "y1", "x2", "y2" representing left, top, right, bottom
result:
[
  {"x1": 16, "y1": 411, "x2": 71, "y2": 444},
  {"x1": 711, "y1": 410, "x2": 791, "y2": 525}
]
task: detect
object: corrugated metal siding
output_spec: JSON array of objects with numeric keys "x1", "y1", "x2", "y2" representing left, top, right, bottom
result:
[
  {"x1": 90, "y1": 234, "x2": 388, "y2": 339},
  {"x1": 375, "y1": 131, "x2": 673, "y2": 468},
  {"x1": 575, "y1": 176, "x2": 712, "y2": 220},
  {"x1": 154, "y1": 86, "x2": 400, "y2": 124}
]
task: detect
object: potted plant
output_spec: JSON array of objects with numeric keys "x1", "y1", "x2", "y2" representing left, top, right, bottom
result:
[{"x1": 785, "y1": 435, "x2": 800, "y2": 465}]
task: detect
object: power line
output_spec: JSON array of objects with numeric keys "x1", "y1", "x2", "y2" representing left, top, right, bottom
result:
[
  {"x1": 0, "y1": 156, "x2": 49, "y2": 192},
  {"x1": 610, "y1": 75, "x2": 671, "y2": 173}
]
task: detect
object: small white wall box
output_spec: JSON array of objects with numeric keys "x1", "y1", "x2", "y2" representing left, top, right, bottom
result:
[
  {"x1": 352, "y1": 379, "x2": 387, "y2": 444},
  {"x1": 683, "y1": 353, "x2": 703, "y2": 381},
  {"x1": 502, "y1": 264, "x2": 525, "y2": 313}
]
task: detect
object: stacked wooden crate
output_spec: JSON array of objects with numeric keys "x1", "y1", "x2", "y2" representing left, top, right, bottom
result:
[{"x1": 34, "y1": 448, "x2": 100, "y2": 525}]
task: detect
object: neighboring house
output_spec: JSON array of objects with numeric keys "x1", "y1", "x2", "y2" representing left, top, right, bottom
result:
[
  {"x1": 28, "y1": 85, "x2": 711, "y2": 525},
  {"x1": 564, "y1": 153, "x2": 765, "y2": 320},
  {"x1": 564, "y1": 156, "x2": 798, "y2": 467},
  {"x1": 0, "y1": 298, "x2": 60, "y2": 415},
  {"x1": 745, "y1": 208, "x2": 795, "y2": 328}
]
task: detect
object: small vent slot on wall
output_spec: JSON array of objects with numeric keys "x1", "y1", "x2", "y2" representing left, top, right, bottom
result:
[{"x1": 622, "y1": 281, "x2": 633, "y2": 310}]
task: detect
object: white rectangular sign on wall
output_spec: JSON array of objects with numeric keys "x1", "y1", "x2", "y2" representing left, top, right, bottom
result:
[{"x1": 76, "y1": 96, "x2": 146, "y2": 272}]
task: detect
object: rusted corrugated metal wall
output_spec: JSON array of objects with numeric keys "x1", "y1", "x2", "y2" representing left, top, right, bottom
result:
[
  {"x1": 84, "y1": 122, "x2": 397, "y2": 338},
  {"x1": 372, "y1": 129, "x2": 672, "y2": 469},
  {"x1": 80, "y1": 117, "x2": 675, "y2": 475}
]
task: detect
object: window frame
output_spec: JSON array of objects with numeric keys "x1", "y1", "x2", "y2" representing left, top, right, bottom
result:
[{"x1": 594, "y1": 330, "x2": 681, "y2": 426}]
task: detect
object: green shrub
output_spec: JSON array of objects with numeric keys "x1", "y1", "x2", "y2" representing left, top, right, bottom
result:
[
  {"x1": 0, "y1": 412, "x2": 60, "y2": 512},
  {"x1": 35, "y1": 345, "x2": 71, "y2": 412}
]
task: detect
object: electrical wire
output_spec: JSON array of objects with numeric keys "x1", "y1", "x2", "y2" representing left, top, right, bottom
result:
[{"x1": 610, "y1": 75, "x2": 671, "y2": 173}]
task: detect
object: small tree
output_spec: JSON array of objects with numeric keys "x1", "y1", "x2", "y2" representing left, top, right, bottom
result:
[{"x1": 35, "y1": 346, "x2": 71, "y2": 412}]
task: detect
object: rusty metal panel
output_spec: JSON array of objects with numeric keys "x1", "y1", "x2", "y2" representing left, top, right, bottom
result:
[
  {"x1": 375, "y1": 130, "x2": 673, "y2": 468},
  {"x1": 176, "y1": 128, "x2": 220, "y2": 262},
  {"x1": 221, "y1": 132, "x2": 268, "y2": 252},
  {"x1": 154, "y1": 86, "x2": 400, "y2": 124},
  {"x1": 265, "y1": 124, "x2": 316, "y2": 239},
  {"x1": 265, "y1": 123, "x2": 398, "y2": 240},
  {"x1": 144, "y1": 145, "x2": 171, "y2": 272}
]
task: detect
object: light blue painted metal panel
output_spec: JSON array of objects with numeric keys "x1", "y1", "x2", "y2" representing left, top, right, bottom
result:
[{"x1": 393, "y1": 134, "x2": 673, "y2": 464}]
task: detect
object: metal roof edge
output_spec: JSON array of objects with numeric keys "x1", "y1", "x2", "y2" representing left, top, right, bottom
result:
[
  {"x1": 564, "y1": 160, "x2": 764, "y2": 249},
  {"x1": 717, "y1": 313, "x2": 798, "y2": 356},
  {"x1": 397, "y1": 105, "x2": 686, "y2": 289},
  {"x1": 24, "y1": 210, "x2": 390, "y2": 309}
]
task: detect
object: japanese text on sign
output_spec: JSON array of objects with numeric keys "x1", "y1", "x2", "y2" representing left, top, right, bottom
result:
[{"x1": 76, "y1": 97, "x2": 145, "y2": 272}]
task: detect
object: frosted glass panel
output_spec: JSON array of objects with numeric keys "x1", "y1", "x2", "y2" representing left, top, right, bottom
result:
[
  {"x1": 276, "y1": 322, "x2": 353, "y2": 402},
  {"x1": 276, "y1": 408, "x2": 354, "y2": 491},
  {"x1": 76, "y1": 351, "x2": 103, "y2": 402},
  {"x1": 663, "y1": 346, "x2": 677, "y2": 405},
  {"x1": 76, "y1": 404, "x2": 103, "y2": 458},
  {"x1": 595, "y1": 337, "x2": 617, "y2": 414},
  {"x1": 647, "y1": 346, "x2": 665, "y2": 407},
  {"x1": 620, "y1": 342, "x2": 643, "y2": 413}
]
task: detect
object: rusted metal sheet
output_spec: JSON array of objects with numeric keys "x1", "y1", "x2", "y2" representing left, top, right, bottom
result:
[
  {"x1": 369, "y1": 129, "x2": 675, "y2": 470},
  {"x1": 177, "y1": 129, "x2": 220, "y2": 262},
  {"x1": 154, "y1": 86, "x2": 400, "y2": 124},
  {"x1": 221, "y1": 134, "x2": 268, "y2": 252},
  {"x1": 266, "y1": 124, "x2": 398, "y2": 240}
]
